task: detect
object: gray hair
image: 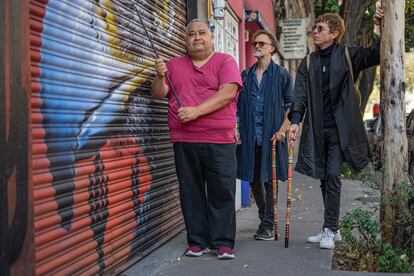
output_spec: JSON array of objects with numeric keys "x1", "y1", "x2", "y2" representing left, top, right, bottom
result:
[
  {"x1": 253, "y1": 30, "x2": 279, "y2": 55},
  {"x1": 185, "y1": 18, "x2": 212, "y2": 36}
]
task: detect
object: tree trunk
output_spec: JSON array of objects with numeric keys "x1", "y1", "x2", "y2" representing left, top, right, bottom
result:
[
  {"x1": 359, "y1": 66, "x2": 376, "y2": 112},
  {"x1": 341, "y1": 0, "x2": 373, "y2": 44},
  {"x1": 357, "y1": 24, "x2": 377, "y2": 113},
  {"x1": 341, "y1": 0, "x2": 377, "y2": 114},
  {"x1": 380, "y1": 0, "x2": 412, "y2": 249}
]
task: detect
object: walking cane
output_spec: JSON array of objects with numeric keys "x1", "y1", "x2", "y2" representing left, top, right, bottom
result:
[
  {"x1": 285, "y1": 141, "x2": 294, "y2": 248},
  {"x1": 131, "y1": 4, "x2": 182, "y2": 107},
  {"x1": 272, "y1": 139, "x2": 279, "y2": 241}
]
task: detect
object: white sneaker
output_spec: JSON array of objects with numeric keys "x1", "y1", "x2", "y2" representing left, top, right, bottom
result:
[
  {"x1": 307, "y1": 229, "x2": 342, "y2": 243},
  {"x1": 319, "y1": 228, "x2": 336, "y2": 250}
]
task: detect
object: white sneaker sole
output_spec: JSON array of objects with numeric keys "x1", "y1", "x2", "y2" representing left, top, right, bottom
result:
[
  {"x1": 307, "y1": 237, "x2": 321, "y2": 243},
  {"x1": 255, "y1": 236, "x2": 275, "y2": 241},
  {"x1": 319, "y1": 243, "x2": 335, "y2": 250},
  {"x1": 185, "y1": 251, "x2": 203, "y2": 257},
  {"x1": 217, "y1": 253, "x2": 235, "y2": 260},
  {"x1": 307, "y1": 233, "x2": 341, "y2": 243}
]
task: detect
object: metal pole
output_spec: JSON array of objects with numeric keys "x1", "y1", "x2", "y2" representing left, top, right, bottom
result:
[{"x1": 132, "y1": 4, "x2": 182, "y2": 107}]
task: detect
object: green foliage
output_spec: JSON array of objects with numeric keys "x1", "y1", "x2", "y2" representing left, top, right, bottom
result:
[
  {"x1": 407, "y1": 0, "x2": 414, "y2": 51},
  {"x1": 358, "y1": 163, "x2": 382, "y2": 195},
  {"x1": 341, "y1": 208, "x2": 381, "y2": 253},
  {"x1": 313, "y1": 0, "x2": 414, "y2": 50},
  {"x1": 378, "y1": 244, "x2": 412, "y2": 273},
  {"x1": 399, "y1": 179, "x2": 414, "y2": 202},
  {"x1": 408, "y1": 0, "x2": 414, "y2": 11},
  {"x1": 339, "y1": 209, "x2": 414, "y2": 272},
  {"x1": 361, "y1": 3, "x2": 376, "y2": 34},
  {"x1": 315, "y1": 0, "x2": 339, "y2": 17},
  {"x1": 341, "y1": 162, "x2": 381, "y2": 195},
  {"x1": 340, "y1": 162, "x2": 360, "y2": 180}
]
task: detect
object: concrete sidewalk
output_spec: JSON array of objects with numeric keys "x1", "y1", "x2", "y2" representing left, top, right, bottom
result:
[{"x1": 122, "y1": 172, "x2": 405, "y2": 276}]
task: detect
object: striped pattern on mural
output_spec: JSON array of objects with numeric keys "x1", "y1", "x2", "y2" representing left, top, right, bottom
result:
[{"x1": 29, "y1": 0, "x2": 186, "y2": 274}]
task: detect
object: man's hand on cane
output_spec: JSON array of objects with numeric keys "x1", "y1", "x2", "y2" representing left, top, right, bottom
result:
[
  {"x1": 271, "y1": 130, "x2": 286, "y2": 143},
  {"x1": 288, "y1": 124, "x2": 299, "y2": 146}
]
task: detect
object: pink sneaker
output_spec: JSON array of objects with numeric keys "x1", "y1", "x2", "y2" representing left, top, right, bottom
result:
[
  {"x1": 217, "y1": 247, "x2": 235, "y2": 259},
  {"x1": 185, "y1": 246, "x2": 203, "y2": 257}
]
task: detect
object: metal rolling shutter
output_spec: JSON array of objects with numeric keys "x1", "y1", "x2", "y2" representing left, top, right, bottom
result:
[{"x1": 29, "y1": 0, "x2": 186, "y2": 274}]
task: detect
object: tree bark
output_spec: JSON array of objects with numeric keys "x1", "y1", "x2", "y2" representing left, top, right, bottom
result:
[
  {"x1": 359, "y1": 66, "x2": 376, "y2": 112},
  {"x1": 341, "y1": 0, "x2": 373, "y2": 44},
  {"x1": 380, "y1": 0, "x2": 412, "y2": 249},
  {"x1": 341, "y1": 0, "x2": 377, "y2": 114}
]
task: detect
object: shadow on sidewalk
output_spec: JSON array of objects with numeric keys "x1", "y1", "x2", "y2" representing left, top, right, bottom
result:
[{"x1": 122, "y1": 170, "x2": 380, "y2": 276}]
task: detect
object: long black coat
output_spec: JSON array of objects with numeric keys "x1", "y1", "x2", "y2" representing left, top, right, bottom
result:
[
  {"x1": 291, "y1": 42, "x2": 380, "y2": 180},
  {"x1": 237, "y1": 61, "x2": 293, "y2": 182}
]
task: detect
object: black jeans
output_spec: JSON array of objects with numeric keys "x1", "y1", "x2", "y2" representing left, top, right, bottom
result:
[
  {"x1": 173, "y1": 142, "x2": 236, "y2": 249},
  {"x1": 321, "y1": 127, "x2": 344, "y2": 232},
  {"x1": 250, "y1": 146, "x2": 274, "y2": 231}
]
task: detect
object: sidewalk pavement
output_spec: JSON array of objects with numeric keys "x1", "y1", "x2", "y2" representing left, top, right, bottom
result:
[{"x1": 123, "y1": 171, "x2": 405, "y2": 276}]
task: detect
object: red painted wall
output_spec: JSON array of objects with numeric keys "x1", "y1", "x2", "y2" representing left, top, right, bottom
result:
[
  {"x1": 244, "y1": 0, "x2": 276, "y2": 68},
  {"x1": 227, "y1": 0, "x2": 277, "y2": 70},
  {"x1": 227, "y1": 0, "x2": 243, "y2": 18},
  {"x1": 245, "y1": 0, "x2": 276, "y2": 34},
  {"x1": 239, "y1": 22, "x2": 246, "y2": 70},
  {"x1": 246, "y1": 25, "x2": 259, "y2": 67}
]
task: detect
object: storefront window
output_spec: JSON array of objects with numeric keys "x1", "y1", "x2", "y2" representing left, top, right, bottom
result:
[{"x1": 212, "y1": 9, "x2": 239, "y2": 65}]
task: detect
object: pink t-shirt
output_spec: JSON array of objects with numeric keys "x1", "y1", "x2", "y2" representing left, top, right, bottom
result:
[{"x1": 166, "y1": 52, "x2": 243, "y2": 143}]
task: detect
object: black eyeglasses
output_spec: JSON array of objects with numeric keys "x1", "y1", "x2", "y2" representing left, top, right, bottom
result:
[
  {"x1": 311, "y1": 25, "x2": 329, "y2": 33},
  {"x1": 252, "y1": 41, "x2": 271, "y2": 47}
]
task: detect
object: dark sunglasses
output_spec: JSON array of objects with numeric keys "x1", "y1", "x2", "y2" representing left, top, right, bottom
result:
[
  {"x1": 311, "y1": 25, "x2": 329, "y2": 33},
  {"x1": 252, "y1": 41, "x2": 271, "y2": 47}
]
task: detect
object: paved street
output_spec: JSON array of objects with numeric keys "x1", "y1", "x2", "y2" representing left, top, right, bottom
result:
[{"x1": 123, "y1": 170, "x2": 407, "y2": 276}]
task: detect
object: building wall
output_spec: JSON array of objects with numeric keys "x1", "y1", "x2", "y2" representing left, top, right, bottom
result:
[
  {"x1": 227, "y1": 0, "x2": 246, "y2": 70},
  {"x1": 245, "y1": 0, "x2": 276, "y2": 34},
  {"x1": 197, "y1": 0, "x2": 209, "y2": 20},
  {"x1": 244, "y1": 0, "x2": 277, "y2": 68},
  {"x1": 210, "y1": 0, "x2": 278, "y2": 69},
  {"x1": 227, "y1": 0, "x2": 243, "y2": 17},
  {"x1": 279, "y1": 0, "x2": 313, "y2": 79}
]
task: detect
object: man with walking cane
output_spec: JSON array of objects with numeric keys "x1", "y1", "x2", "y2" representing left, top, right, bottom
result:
[
  {"x1": 289, "y1": 9, "x2": 384, "y2": 250},
  {"x1": 236, "y1": 30, "x2": 293, "y2": 241},
  {"x1": 151, "y1": 19, "x2": 242, "y2": 259}
]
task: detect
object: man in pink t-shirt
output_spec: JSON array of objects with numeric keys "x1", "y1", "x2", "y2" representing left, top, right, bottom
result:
[{"x1": 151, "y1": 18, "x2": 242, "y2": 260}]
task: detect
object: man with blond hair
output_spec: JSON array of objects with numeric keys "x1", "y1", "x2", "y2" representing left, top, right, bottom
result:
[{"x1": 289, "y1": 9, "x2": 383, "y2": 249}]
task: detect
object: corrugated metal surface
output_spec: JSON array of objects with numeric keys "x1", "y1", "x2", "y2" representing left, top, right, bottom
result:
[
  {"x1": 1, "y1": 0, "x2": 34, "y2": 275},
  {"x1": 29, "y1": 0, "x2": 186, "y2": 274}
]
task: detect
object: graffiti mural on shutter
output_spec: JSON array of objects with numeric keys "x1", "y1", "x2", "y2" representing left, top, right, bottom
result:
[{"x1": 29, "y1": 0, "x2": 186, "y2": 274}]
